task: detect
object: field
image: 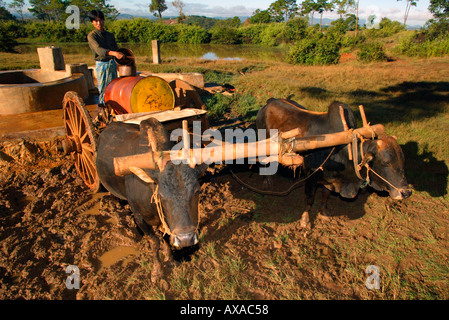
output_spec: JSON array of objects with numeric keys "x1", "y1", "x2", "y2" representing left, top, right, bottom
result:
[{"x1": 0, "y1": 44, "x2": 449, "y2": 300}]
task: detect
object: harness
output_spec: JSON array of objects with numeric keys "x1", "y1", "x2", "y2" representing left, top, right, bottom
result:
[{"x1": 351, "y1": 132, "x2": 410, "y2": 195}]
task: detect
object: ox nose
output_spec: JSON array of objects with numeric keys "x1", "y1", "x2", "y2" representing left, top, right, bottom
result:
[
  {"x1": 401, "y1": 188, "x2": 412, "y2": 199},
  {"x1": 172, "y1": 232, "x2": 199, "y2": 248}
]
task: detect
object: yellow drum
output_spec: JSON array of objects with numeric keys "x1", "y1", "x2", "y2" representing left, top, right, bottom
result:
[{"x1": 104, "y1": 76, "x2": 175, "y2": 114}]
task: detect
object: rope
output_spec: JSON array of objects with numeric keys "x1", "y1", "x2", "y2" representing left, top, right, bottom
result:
[
  {"x1": 352, "y1": 134, "x2": 411, "y2": 194},
  {"x1": 150, "y1": 183, "x2": 201, "y2": 237},
  {"x1": 151, "y1": 184, "x2": 173, "y2": 237},
  {"x1": 230, "y1": 147, "x2": 336, "y2": 197}
]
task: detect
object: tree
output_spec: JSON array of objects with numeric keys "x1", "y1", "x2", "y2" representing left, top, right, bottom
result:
[
  {"x1": 149, "y1": 0, "x2": 167, "y2": 22},
  {"x1": 268, "y1": 0, "x2": 298, "y2": 22},
  {"x1": 333, "y1": 0, "x2": 356, "y2": 18},
  {"x1": 0, "y1": 5, "x2": 17, "y2": 21},
  {"x1": 9, "y1": 0, "x2": 25, "y2": 21},
  {"x1": 429, "y1": 0, "x2": 449, "y2": 21},
  {"x1": 397, "y1": 0, "x2": 418, "y2": 26},
  {"x1": 300, "y1": 0, "x2": 315, "y2": 25},
  {"x1": 172, "y1": 0, "x2": 185, "y2": 23},
  {"x1": 301, "y1": 0, "x2": 333, "y2": 30},
  {"x1": 250, "y1": 9, "x2": 272, "y2": 23},
  {"x1": 317, "y1": 0, "x2": 334, "y2": 30}
]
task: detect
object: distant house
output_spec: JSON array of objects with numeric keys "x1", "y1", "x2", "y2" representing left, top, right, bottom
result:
[{"x1": 163, "y1": 19, "x2": 178, "y2": 25}]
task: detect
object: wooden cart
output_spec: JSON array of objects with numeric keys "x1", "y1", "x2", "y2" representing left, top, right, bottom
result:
[{"x1": 61, "y1": 75, "x2": 208, "y2": 193}]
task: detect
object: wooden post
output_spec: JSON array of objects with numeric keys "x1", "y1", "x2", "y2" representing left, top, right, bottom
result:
[
  {"x1": 339, "y1": 105, "x2": 353, "y2": 161},
  {"x1": 152, "y1": 40, "x2": 161, "y2": 65}
]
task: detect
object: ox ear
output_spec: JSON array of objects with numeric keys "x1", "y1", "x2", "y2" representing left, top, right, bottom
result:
[
  {"x1": 139, "y1": 118, "x2": 172, "y2": 151},
  {"x1": 129, "y1": 167, "x2": 155, "y2": 184}
]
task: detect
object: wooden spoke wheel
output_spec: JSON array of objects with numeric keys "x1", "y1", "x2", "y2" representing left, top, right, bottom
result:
[{"x1": 62, "y1": 91, "x2": 101, "y2": 193}]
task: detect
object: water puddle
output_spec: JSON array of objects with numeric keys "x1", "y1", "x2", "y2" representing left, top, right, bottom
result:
[
  {"x1": 200, "y1": 52, "x2": 242, "y2": 61},
  {"x1": 78, "y1": 193, "x2": 108, "y2": 216},
  {"x1": 98, "y1": 246, "x2": 140, "y2": 272}
]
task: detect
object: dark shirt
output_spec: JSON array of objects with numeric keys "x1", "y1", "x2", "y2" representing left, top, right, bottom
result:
[{"x1": 87, "y1": 29, "x2": 119, "y2": 62}]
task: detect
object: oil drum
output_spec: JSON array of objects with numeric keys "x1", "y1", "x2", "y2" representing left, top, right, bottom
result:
[{"x1": 104, "y1": 76, "x2": 175, "y2": 114}]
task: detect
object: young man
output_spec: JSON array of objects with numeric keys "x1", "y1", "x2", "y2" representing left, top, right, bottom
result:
[{"x1": 87, "y1": 10, "x2": 124, "y2": 105}]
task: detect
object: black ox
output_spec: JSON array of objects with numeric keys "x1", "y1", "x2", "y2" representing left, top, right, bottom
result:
[
  {"x1": 256, "y1": 98, "x2": 412, "y2": 228},
  {"x1": 96, "y1": 118, "x2": 207, "y2": 248}
]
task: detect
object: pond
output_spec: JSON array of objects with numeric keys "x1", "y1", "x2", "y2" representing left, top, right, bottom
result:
[{"x1": 17, "y1": 43, "x2": 288, "y2": 63}]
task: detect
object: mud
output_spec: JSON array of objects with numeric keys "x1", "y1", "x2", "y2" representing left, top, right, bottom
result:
[{"x1": 1, "y1": 136, "x2": 447, "y2": 300}]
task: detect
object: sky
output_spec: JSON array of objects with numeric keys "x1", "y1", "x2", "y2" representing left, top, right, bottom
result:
[
  {"x1": 3, "y1": 0, "x2": 434, "y2": 26},
  {"x1": 111, "y1": 0, "x2": 433, "y2": 26}
]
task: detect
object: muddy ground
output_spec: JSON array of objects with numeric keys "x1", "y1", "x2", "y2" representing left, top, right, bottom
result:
[{"x1": 0, "y1": 133, "x2": 448, "y2": 300}]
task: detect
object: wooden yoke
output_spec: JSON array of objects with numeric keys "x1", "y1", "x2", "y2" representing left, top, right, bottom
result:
[{"x1": 289, "y1": 124, "x2": 385, "y2": 154}]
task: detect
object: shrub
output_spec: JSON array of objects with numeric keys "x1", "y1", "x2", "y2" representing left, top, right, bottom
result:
[
  {"x1": 357, "y1": 41, "x2": 388, "y2": 63},
  {"x1": 0, "y1": 23, "x2": 17, "y2": 52},
  {"x1": 259, "y1": 23, "x2": 288, "y2": 46},
  {"x1": 210, "y1": 26, "x2": 241, "y2": 44},
  {"x1": 285, "y1": 18, "x2": 308, "y2": 42},
  {"x1": 397, "y1": 32, "x2": 449, "y2": 57},
  {"x1": 288, "y1": 34, "x2": 341, "y2": 65},
  {"x1": 239, "y1": 24, "x2": 265, "y2": 44},
  {"x1": 365, "y1": 18, "x2": 405, "y2": 38},
  {"x1": 177, "y1": 25, "x2": 210, "y2": 44}
]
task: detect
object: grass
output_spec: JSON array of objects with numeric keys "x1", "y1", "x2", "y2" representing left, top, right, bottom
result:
[{"x1": 2, "y1": 41, "x2": 449, "y2": 300}]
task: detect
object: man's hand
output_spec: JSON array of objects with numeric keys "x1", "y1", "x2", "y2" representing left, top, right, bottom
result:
[{"x1": 108, "y1": 51, "x2": 125, "y2": 60}]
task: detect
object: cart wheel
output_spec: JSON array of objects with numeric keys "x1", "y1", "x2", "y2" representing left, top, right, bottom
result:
[{"x1": 62, "y1": 91, "x2": 101, "y2": 193}]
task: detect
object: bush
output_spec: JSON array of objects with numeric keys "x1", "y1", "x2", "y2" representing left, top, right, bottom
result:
[
  {"x1": 288, "y1": 34, "x2": 341, "y2": 65},
  {"x1": 210, "y1": 26, "x2": 241, "y2": 44},
  {"x1": 259, "y1": 23, "x2": 288, "y2": 46},
  {"x1": 177, "y1": 25, "x2": 210, "y2": 44},
  {"x1": 239, "y1": 24, "x2": 265, "y2": 44},
  {"x1": 397, "y1": 32, "x2": 449, "y2": 57},
  {"x1": 365, "y1": 18, "x2": 405, "y2": 38},
  {"x1": 0, "y1": 23, "x2": 17, "y2": 52},
  {"x1": 357, "y1": 41, "x2": 388, "y2": 63}
]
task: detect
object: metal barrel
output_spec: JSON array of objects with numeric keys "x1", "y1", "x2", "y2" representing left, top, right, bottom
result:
[{"x1": 104, "y1": 76, "x2": 175, "y2": 115}]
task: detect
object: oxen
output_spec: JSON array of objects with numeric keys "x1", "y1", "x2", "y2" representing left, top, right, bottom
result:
[
  {"x1": 257, "y1": 98, "x2": 411, "y2": 228},
  {"x1": 96, "y1": 118, "x2": 207, "y2": 248}
]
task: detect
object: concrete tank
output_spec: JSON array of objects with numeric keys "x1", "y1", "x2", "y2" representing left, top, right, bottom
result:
[{"x1": 0, "y1": 69, "x2": 88, "y2": 115}]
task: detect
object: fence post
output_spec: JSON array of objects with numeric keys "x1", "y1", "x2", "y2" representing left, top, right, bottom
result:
[{"x1": 152, "y1": 40, "x2": 161, "y2": 65}]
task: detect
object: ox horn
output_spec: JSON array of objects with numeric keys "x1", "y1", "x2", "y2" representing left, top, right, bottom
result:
[
  {"x1": 114, "y1": 151, "x2": 168, "y2": 176},
  {"x1": 129, "y1": 167, "x2": 155, "y2": 184}
]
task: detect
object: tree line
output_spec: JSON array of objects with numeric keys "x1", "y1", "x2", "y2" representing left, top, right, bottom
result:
[{"x1": 1, "y1": 0, "x2": 448, "y2": 61}]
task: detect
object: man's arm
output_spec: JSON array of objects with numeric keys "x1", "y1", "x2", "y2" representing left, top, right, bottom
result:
[{"x1": 88, "y1": 33, "x2": 124, "y2": 60}]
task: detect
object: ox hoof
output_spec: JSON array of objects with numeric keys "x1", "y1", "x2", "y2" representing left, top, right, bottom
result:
[
  {"x1": 318, "y1": 213, "x2": 331, "y2": 223},
  {"x1": 300, "y1": 212, "x2": 311, "y2": 230}
]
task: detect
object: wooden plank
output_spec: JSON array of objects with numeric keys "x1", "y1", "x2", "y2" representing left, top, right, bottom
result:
[{"x1": 117, "y1": 108, "x2": 207, "y2": 125}]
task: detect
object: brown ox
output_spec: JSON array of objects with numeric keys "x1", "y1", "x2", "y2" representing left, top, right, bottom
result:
[{"x1": 256, "y1": 98, "x2": 411, "y2": 228}]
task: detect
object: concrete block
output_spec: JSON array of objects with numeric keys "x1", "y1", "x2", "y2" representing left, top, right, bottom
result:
[
  {"x1": 37, "y1": 47, "x2": 65, "y2": 71},
  {"x1": 66, "y1": 63, "x2": 95, "y2": 90}
]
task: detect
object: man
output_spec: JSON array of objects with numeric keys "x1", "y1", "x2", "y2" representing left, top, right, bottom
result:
[{"x1": 87, "y1": 10, "x2": 124, "y2": 105}]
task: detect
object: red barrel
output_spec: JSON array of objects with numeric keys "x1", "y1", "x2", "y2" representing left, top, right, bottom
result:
[{"x1": 104, "y1": 76, "x2": 175, "y2": 115}]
